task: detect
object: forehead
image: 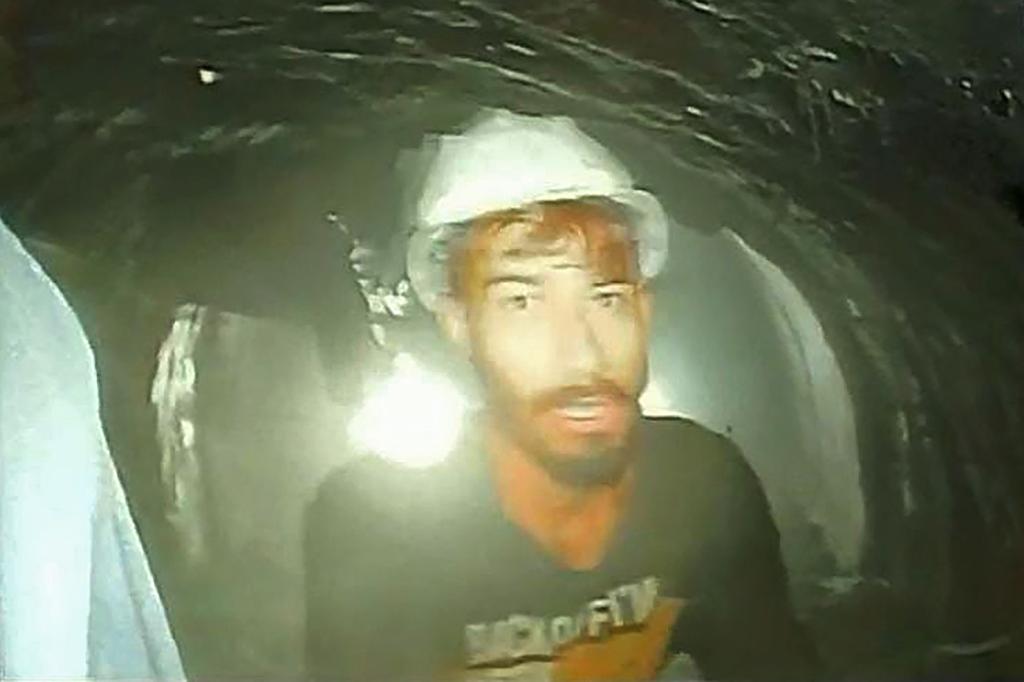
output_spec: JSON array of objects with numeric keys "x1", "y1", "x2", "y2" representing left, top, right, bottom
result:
[
  {"x1": 466, "y1": 204, "x2": 638, "y2": 279},
  {"x1": 487, "y1": 222, "x2": 588, "y2": 267}
]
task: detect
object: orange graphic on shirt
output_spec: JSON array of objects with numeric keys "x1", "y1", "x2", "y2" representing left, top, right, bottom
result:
[
  {"x1": 451, "y1": 594, "x2": 685, "y2": 682},
  {"x1": 553, "y1": 597, "x2": 684, "y2": 682}
]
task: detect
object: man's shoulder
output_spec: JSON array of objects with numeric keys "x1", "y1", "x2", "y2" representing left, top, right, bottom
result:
[
  {"x1": 314, "y1": 454, "x2": 439, "y2": 516},
  {"x1": 638, "y1": 416, "x2": 765, "y2": 502},
  {"x1": 309, "y1": 447, "x2": 477, "y2": 534},
  {"x1": 317, "y1": 453, "x2": 429, "y2": 497},
  {"x1": 640, "y1": 416, "x2": 746, "y2": 469},
  {"x1": 638, "y1": 416, "x2": 781, "y2": 570}
]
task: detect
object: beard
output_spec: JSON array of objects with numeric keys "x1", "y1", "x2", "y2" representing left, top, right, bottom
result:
[
  {"x1": 531, "y1": 437, "x2": 633, "y2": 487},
  {"x1": 484, "y1": 375, "x2": 640, "y2": 488}
]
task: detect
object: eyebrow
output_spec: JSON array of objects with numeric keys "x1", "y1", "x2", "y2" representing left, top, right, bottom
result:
[
  {"x1": 484, "y1": 275, "x2": 635, "y2": 290},
  {"x1": 500, "y1": 246, "x2": 564, "y2": 259},
  {"x1": 484, "y1": 274, "x2": 541, "y2": 289}
]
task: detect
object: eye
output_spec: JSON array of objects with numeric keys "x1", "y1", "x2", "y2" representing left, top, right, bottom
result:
[
  {"x1": 499, "y1": 293, "x2": 535, "y2": 311},
  {"x1": 592, "y1": 288, "x2": 627, "y2": 309}
]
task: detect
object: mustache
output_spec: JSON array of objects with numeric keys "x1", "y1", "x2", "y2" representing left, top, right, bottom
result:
[{"x1": 531, "y1": 380, "x2": 630, "y2": 413}]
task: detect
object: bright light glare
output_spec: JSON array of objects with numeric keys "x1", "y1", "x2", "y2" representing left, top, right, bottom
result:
[{"x1": 347, "y1": 353, "x2": 468, "y2": 468}]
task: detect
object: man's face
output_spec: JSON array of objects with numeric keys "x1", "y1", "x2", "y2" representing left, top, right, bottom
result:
[{"x1": 443, "y1": 205, "x2": 652, "y2": 484}]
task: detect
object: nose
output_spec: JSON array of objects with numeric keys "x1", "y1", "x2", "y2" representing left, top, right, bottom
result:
[{"x1": 555, "y1": 305, "x2": 604, "y2": 383}]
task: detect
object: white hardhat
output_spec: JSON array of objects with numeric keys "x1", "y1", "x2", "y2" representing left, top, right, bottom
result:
[{"x1": 405, "y1": 109, "x2": 670, "y2": 311}]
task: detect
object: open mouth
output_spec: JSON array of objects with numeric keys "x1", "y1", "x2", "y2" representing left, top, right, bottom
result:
[{"x1": 556, "y1": 395, "x2": 612, "y2": 421}]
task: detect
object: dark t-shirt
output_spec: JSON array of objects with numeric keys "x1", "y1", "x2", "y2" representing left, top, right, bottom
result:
[{"x1": 305, "y1": 416, "x2": 819, "y2": 681}]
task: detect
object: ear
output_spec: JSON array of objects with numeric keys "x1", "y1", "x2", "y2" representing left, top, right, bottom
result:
[{"x1": 436, "y1": 296, "x2": 471, "y2": 355}]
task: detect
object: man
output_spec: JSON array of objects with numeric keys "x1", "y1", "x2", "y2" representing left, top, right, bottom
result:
[{"x1": 305, "y1": 110, "x2": 819, "y2": 681}]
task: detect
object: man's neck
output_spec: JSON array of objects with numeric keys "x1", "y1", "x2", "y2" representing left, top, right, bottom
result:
[{"x1": 485, "y1": 418, "x2": 635, "y2": 570}]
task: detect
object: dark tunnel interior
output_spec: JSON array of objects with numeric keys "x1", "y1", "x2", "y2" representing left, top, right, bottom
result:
[{"x1": 1, "y1": 1, "x2": 1023, "y2": 679}]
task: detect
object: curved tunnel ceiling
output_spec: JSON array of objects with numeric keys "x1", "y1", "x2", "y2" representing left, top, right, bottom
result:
[{"x1": 2, "y1": 0, "x2": 1023, "y2": 677}]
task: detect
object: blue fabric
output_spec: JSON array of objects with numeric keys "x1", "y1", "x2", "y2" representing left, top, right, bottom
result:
[{"x1": 0, "y1": 218, "x2": 184, "y2": 680}]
